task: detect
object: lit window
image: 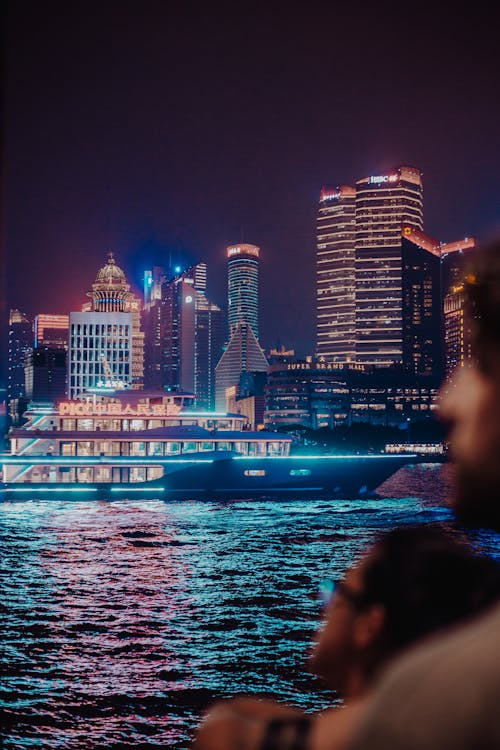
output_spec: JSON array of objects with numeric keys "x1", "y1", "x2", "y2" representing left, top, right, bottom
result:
[
  {"x1": 244, "y1": 469, "x2": 266, "y2": 477},
  {"x1": 290, "y1": 469, "x2": 311, "y2": 477}
]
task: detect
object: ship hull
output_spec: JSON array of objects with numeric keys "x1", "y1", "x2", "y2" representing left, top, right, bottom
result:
[{"x1": 0, "y1": 453, "x2": 434, "y2": 500}]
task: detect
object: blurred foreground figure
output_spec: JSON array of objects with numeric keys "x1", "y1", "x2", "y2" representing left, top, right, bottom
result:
[
  {"x1": 348, "y1": 241, "x2": 500, "y2": 750},
  {"x1": 193, "y1": 526, "x2": 500, "y2": 750}
]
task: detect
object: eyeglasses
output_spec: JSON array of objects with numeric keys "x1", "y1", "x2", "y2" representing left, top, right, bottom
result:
[{"x1": 318, "y1": 578, "x2": 367, "y2": 610}]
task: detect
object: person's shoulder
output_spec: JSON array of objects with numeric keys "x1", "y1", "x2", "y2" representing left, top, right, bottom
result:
[
  {"x1": 389, "y1": 599, "x2": 500, "y2": 676},
  {"x1": 348, "y1": 604, "x2": 500, "y2": 750}
]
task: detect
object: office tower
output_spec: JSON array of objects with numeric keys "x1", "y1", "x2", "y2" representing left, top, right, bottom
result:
[
  {"x1": 68, "y1": 255, "x2": 137, "y2": 398},
  {"x1": 25, "y1": 348, "x2": 67, "y2": 403},
  {"x1": 143, "y1": 300, "x2": 163, "y2": 390},
  {"x1": 443, "y1": 283, "x2": 473, "y2": 376},
  {"x1": 227, "y1": 244, "x2": 260, "y2": 340},
  {"x1": 316, "y1": 185, "x2": 356, "y2": 362},
  {"x1": 194, "y1": 294, "x2": 225, "y2": 408},
  {"x1": 215, "y1": 322, "x2": 268, "y2": 411},
  {"x1": 440, "y1": 237, "x2": 476, "y2": 296},
  {"x1": 440, "y1": 237, "x2": 476, "y2": 377},
  {"x1": 143, "y1": 266, "x2": 165, "y2": 311},
  {"x1": 7, "y1": 309, "x2": 32, "y2": 423},
  {"x1": 355, "y1": 166, "x2": 423, "y2": 366},
  {"x1": 85, "y1": 253, "x2": 144, "y2": 389},
  {"x1": 34, "y1": 314, "x2": 69, "y2": 349},
  {"x1": 400, "y1": 226, "x2": 441, "y2": 375},
  {"x1": 160, "y1": 264, "x2": 224, "y2": 408}
]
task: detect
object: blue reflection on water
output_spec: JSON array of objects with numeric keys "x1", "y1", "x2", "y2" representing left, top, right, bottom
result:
[{"x1": 1, "y1": 465, "x2": 499, "y2": 749}]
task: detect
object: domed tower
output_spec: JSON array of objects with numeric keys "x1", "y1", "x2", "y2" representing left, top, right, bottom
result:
[
  {"x1": 88, "y1": 253, "x2": 133, "y2": 312},
  {"x1": 68, "y1": 253, "x2": 144, "y2": 398}
]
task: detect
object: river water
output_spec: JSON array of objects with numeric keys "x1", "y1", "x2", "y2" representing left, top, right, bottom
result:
[{"x1": 1, "y1": 464, "x2": 499, "y2": 749}]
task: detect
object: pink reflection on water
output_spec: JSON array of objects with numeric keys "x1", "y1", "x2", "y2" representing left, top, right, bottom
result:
[{"x1": 38, "y1": 500, "x2": 198, "y2": 696}]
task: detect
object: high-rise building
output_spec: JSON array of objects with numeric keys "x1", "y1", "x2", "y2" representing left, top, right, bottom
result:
[
  {"x1": 143, "y1": 266, "x2": 165, "y2": 312},
  {"x1": 227, "y1": 244, "x2": 260, "y2": 340},
  {"x1": 68, "y1": 254, "x2": 140, "y2": 398},
  {"x1": 7, "y1": 309, "x2": 32, "y2": 423},
  {"x1": 440, "y1": 237, "x2": 476, "y2": 297},
  {"x1": 194, "y1": 293, "x2": 225, "y2": 409},
  {"x1": 34, "y1": 314, "x2": 69, "y2": 349},
  {"x1": 316, "y1": 186, "x2": 356, "y2": 362},
  {"x1": 25, "y1": 347, "x2": 67, "y2": 403},
  {"x1": 160, "y1": 264, "x2": 224, "y2": 408},
  {"x1": 400, "y1": 226, "x2": 442, "y2": 376},
  {"x1": 84, "y1": 253, "x2": 144, "y2": 389},
  {"x1": 215, "y1": 322, "x2": 268, "y2": 411},
  {"x1": 443, "y1": 283, "x2": 473, "y2": 376},
  {"x1": 355, "y1": 166, "x2": 424, "y2": 366}
]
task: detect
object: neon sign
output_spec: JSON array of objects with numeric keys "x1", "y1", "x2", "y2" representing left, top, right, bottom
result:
[
  {"x1": 320, "y1": 191, "x2": 341, "y2": 202},
  {"x1": 58, "y1": 402, "x2": 182, "y2": 417},
  {"x1": 369, "y1": 174, "x2": 398, "y2": 184},
  {"x1": 227, "y1": 246, "x2": 259, "y2": 258}
]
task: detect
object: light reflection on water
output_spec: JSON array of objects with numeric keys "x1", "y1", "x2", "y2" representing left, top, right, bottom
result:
[{"x1": 1, "y1": 464, "x2": 499, "y2": 749}]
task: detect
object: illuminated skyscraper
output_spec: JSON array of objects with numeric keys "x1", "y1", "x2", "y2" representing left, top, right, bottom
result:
[
  {"x1": 34, "y1": 314, "x2": 69, "y2": 349},
  {"x1": 68, "y1": 254, "x2": 141, "y2": 398},
  {"x1": 355, "y1": 166, "x2": 424, "y2": 366},
  {"x1": 316, "y1": 185, "x2": 356, "y2": 362},
  {"x1": 441, "y1": 237, "x2": 476, "y2": 376},
  {"x1": 160, "y1": 264, "x2": 224, "y2": 408},
  {"x1": 440, "y1": 237, "x2": 476, "y2": 297},
  {"x1": 7, "y1": 309, "x2": 32, "y2": 423},
  {"x1": 227, "y1": 244, "x2": 260, "y2": 340},
  {"x1": 215, "y1": 322, "x2": 268, "y2": 411},
  {"x1": 143, "y1": 266, "x2": 165, "y2": 311},
  {"x1": 443, "y1": 283, "x2": 473, "y2": 375},
  {"x1": 400, "y1": 226, "x2": 441, "y2": 375}
]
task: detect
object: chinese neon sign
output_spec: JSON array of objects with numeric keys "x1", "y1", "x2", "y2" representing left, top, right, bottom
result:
[{"x1": 58, "y1": 402, "x2": 182, "y2": 417}]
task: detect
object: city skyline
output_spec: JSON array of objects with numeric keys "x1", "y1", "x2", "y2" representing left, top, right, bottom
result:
[{"x1": 3, "y1": 3, "x2": 500, "y2": 382}]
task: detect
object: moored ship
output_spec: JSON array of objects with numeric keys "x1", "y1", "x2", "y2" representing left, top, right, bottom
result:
[{"x1": 1, "y1": 391, "x2": 422, "y2": 500}]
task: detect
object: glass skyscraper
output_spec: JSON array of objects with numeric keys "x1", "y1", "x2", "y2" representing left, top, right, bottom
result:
[
  {"x1": 316, "y1": 185, "x2": 356, "y2": 362},
  {"x1": 227, "y1": 244, "x2": 260, "y2": 341},
  {"x1": 354, "y1": 165, "x2": 424, "y2": 366}
]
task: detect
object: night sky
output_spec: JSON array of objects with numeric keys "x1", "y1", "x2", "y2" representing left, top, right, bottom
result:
[{"x1": 3, "y1": 1, "x2": 500, "y2": 379}]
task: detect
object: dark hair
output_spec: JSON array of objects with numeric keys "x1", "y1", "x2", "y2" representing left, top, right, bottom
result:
[
  {"x1": 360, "y1": 525, "x2": 500, "y2": 656},
  {"x1": 464, "y1": 241, "x2": 500, "y2": 372}
]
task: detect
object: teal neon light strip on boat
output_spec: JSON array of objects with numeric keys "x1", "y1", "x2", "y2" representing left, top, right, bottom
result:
[
  {"x1": 233, "y1": 454, "x2": 418, "y2": 460},
  {"x1": 6, "y1": 487, "x2": 99, "y2": 492},
  {"x1": 1, "y1": 457, "x2": 214, "y2": 465},
  {"x1": 110, "y1": 487, "x2": 165, "y2": 492}
]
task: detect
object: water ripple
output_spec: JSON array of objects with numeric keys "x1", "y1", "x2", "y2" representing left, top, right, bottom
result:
[{"x1": 1, "y1": 465, "x2": 499, "y2": 749}]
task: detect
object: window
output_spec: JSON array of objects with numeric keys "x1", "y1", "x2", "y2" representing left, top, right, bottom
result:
[
  {"x1": 244, "y1": 469, "x2": 266, "y2": 477},
  {"x1": 289, "y1": 469, "x2": 311, "y2": 477}
]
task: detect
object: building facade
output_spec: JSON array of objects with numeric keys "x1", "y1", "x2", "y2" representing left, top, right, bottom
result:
[
  {"x1": 34, "y1": 314, "x2": 69, "y2": 349},
  {"x1": 316, "y1": 185, "x2": 356, "y2": 362},
  {"x1": 25, "y1": 347, "x2": 67, "y2": 403},
  {"x1": 443, "y1": 283, "x2": 473, "y2": 375},
  {"x1": 265, "y1": 359, "x2": 439, "y2": 429},
  {"x1": 315, "y1": 167, "x2": 474, "y2": 378},
  {"x1": 400, "y1": 226, "x2": 442, "y2": 376},
  {"x1": 215, "y1": 322, "x2": 268, "y2": 411},
  {"x1": 68, "y1": 312, "x2": 133, "y2": 398},
  {"x1": 354, "y1": 166, "x2": 424, "y2": 366},
  {"x1": 7, "y1": 309, "x2": 32, "y2": 423},
  {"x1": 68, "y1": 255, "x2": 140, "y2": 398},
  {"x1": 83, "y1": 253, "x2": 144, "y2": 389},
  {"x1": 159, "y1": 264, "x2": 224, "y2": 408},
  {"x1": 227, "y1": 243, "x2": 260, "y2": 340}
]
